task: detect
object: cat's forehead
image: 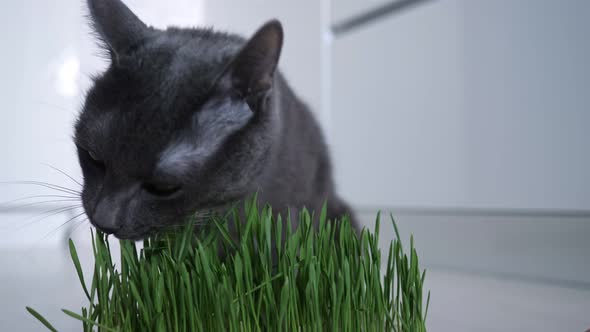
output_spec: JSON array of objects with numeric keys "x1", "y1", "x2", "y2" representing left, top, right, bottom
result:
[
  {"x1": 96, "y1": 29, "x2": 245, "y2": 105},
  {"x1": 139, "y1": 29, "x2": 244, "y2": 75}
]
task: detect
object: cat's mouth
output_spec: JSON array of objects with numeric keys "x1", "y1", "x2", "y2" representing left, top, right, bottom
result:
[
  {"x1": 88, "y1": 219, "x2": 154, "y2": 240},
  {"x1": 109, "y1": 225, "x2": 154, "y2": 241},
  {"x1": 88, "y1": 202, "x2": 233, "y2": 240}
]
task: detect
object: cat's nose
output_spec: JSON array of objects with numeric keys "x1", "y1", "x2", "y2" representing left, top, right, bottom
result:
[{"x1": 92, "y1": 197, "x2": 122, "y2": 234}]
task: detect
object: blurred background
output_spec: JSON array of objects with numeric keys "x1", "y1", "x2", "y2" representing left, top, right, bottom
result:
[{"x1": 1, "y1": 0, "x2": 589, "y2": 331}]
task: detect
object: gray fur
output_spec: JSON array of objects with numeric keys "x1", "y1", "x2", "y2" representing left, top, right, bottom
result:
[{"x1": 76, "y1": 0, "x2": 356, "y2": 239}]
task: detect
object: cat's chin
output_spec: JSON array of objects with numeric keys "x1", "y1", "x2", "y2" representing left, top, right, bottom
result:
[
  {"x1": 95, "y1": 225, "x2": 153, "y2": 241},
  {"x1": 111, "y1": 230, "x2": 151, "y2": 241}
]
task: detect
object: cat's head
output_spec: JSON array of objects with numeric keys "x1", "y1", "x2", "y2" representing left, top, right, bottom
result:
[{"x1": 75, "y1": 0, "x2": 283, "y2": 239}]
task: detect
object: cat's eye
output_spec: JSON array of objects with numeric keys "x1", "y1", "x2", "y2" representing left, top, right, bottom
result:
[
  {"x1": 85, "y1": 149, "x2": 105, "y2": 168},
  {"x1": 88, "y1": 150, "x2": 100, "y2": 162},
  {"x1": 77, "y1": 145, "x2": 105, "y2": 171},
  {"x1": 143, "y1": 182, "x2": 182, "y2": 197}
]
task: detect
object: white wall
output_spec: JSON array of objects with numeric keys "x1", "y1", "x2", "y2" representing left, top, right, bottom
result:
[{"x1": 0, "y1": 0, "x2": 87, "y2": 246}]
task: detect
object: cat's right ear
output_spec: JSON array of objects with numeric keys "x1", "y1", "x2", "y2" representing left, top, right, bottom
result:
[
  {"x1": 86, "y1": 0, "x2": 148, "y2": 61},
  {"x1": 220, "y1": 20, "x2": 284, "y2": 111}
]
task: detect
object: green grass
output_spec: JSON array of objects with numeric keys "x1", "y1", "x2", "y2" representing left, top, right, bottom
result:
[{"x1": 28, "y1": 197, "x2": 429, "y2": 331}]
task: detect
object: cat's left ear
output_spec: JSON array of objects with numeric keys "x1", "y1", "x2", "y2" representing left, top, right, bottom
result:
[
  {"x1": 223, "y1": 20, "x2": 284, "y2": 109},
  {"x1": 87, "y1": 0, "x2": 149, "y2": 60}
]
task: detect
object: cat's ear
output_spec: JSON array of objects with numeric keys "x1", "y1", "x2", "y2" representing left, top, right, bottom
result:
[
  {"x1": 87, "y1": 0, "x2": 148, "y2": 59},
  {"x1": 223, "y1": 20, "x2": 284, "y2": 109}
]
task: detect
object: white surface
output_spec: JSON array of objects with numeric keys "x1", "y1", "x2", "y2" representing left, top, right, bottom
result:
[
  {"x1": 365, "y1": 211, "x2": 590, "y2": 285},
  {"x1": 425, "y1": 269, "x2": 590, "y2": 332}
]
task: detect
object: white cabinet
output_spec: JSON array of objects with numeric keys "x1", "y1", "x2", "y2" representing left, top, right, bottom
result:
[
  {"x1": 331, "y1": 0, "x2": 590, "y2": 211},
  {"x1": 332, "y1": 1, "x2": 467, "y2": 209}
]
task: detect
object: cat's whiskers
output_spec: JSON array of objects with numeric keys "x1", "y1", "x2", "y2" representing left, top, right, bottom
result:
[
  {"x1": 41, "y1": 211, "x2": 88, "y2": 241},
  {"x1": 0, "y1": 176, "x2": 83, "y2": 223},
  {"x1": 0, "y1": 199, "x2": 81, "y2": 213},
  {"x1": 13, "y1": 205, "x2": 84, "y2": 232},
  {"x1": 67, "y1": 217, "x2": 90, "y2": 237},
  {"x1": 0, "y1": 194, "x2": 80, "y2": 210},
  {"x1": 41, "y1": 163, "x2": 83, "y2": 188},
  {"x1": 0, "y1": 181, "x2": 81, "y2": 196},
  {"x1": 0, "y1": 180, "x2": 82, "y2": 229}
]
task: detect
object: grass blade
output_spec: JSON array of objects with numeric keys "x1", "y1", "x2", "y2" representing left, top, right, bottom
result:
[{"x1": 26, "y1": 307, "x2": 58, "y2": 332}]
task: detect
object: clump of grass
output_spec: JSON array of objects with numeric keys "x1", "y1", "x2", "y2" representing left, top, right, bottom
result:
[{"x1": 28, "y1": 197, "x2": 429, "y2": 331}]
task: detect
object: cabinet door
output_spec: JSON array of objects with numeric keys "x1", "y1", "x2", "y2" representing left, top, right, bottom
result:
[
  {"x1": 331, "y1": 0, "x2": 590, "y2": 211},
  {"x1": 331, "y1": 1, "x2": 467, "y2": 209}
]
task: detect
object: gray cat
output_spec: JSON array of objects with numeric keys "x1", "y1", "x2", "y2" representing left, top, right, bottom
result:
[{"x1": 76, "y1": 0, "x2": 356, "y2": 240}]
